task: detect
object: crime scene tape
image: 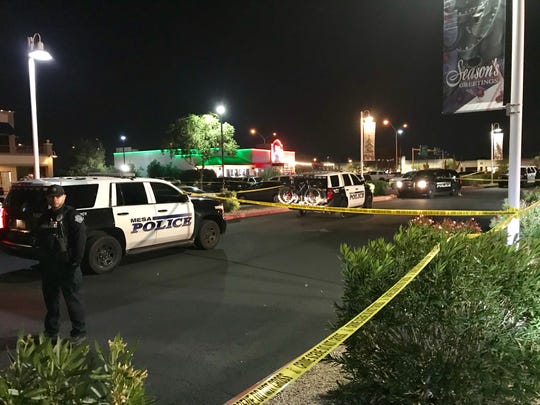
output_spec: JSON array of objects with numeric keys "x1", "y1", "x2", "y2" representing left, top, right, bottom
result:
[
  {"x1": 206, "y1": 194, "x2": 514, "y2": 217},
  {"x1": 225, "y1": 245, "x2": 441, "y2": 405}
]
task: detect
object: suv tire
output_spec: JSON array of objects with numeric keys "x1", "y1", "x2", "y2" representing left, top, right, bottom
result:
[
  {"x1": 195, "y1": 220, "x2": 221, "y2": 249},
  {"x1": 426, "y1": 185, "x2": 436, "y2": 199},
  {"x1": 84, "y1": 233, "x2": 122, "y2": 274},
  {"x1": 363, "y1": 192, "x2": 373, "y2": 208}
]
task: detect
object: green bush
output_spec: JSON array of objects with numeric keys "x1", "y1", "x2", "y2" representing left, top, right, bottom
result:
[
  {"x1": 216, "y1": 190, "x2": 240, "y2": 213},
  {"x1": 368, "y1": 180, "x2": 388, "y2": 196},
  {"x1": 0, "y1": 334, "x2": 153, "y2": 404},
  {"x1": 490, "y1": 186, "x2": 540, "y2": 239},
  {"x1": 328, "y1": 217, "x2": 540, "y2": 404}
]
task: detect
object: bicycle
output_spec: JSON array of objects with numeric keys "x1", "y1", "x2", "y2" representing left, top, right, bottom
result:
[{"x1": 277, "y1": 177, "x2": 325, "y2": 205}]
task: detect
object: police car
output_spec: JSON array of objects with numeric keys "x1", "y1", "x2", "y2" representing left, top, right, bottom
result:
[
  {"x1": 0, "y1": 176, "x2": 226, "y2": 274},
  {"x1": 395, "y1": 169, "x2": 461, "y2": 198}
]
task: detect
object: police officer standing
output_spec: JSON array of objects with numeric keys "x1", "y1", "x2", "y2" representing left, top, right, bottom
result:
[{"x1": 37, "y1": 185, "x2": 87, "y2": 343}]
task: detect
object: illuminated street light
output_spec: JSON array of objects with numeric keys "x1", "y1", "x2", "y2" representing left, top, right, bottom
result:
[
  {"x1": 359, "y1": 110, "x2": 373, "y2": 178},
  {"x1": 120, "y1": 134, "x2": 128, "y2": 171},
  {"x1": 216, "y1": 104, "x2": 226, "y2": 189},
  {"x1": 249, "y1": 128, "x2": 266, "y2": 144},
  {"x1": 28, "y1": 33, "x2": 53, "y2": 179},
  {"x1": 383, "y1": 119, "x2": 408, "y2": 172}
]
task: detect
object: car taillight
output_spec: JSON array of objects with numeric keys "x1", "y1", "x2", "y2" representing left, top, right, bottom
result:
[
  {"x1": 0, "y1": 207, "x2": 4, "y2": 230},
  {"x1": 327, "y1": 188, "x2": 334, "y2": 201}
]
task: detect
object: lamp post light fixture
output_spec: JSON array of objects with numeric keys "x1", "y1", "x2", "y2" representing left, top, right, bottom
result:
[
  {"x1": 119, "y1": 134, "x2": 129, "y2": 172},
  {"x1": 28, "y1": 33, "x2": 53, "y2": 179},
  {"x1": 249, "y1": 128, "x2": 266, "y2": 145},
  {"x1": 383, "y1": 119, "x2": 408, "y2": 172},
  {"x1": 490, "y1": 123, "x2": 503, "y2": 185},
  {"x1": 359, "y1": 110, "x2": 373, "y2": 178},
  {"x1": 216, "y1": 104, "x2": 226, "y2": 189}
]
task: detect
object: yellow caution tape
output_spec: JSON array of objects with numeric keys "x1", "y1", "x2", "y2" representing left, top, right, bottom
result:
[
  {"x1": 226, "y1": 244, "x2": 441, "y2": 405},
  {"x1": 211, "y1": 195, "x2": 514, "y2": 217},
  {"x1": 236, "y1": 185, "x2": 282, "y2": 194}
]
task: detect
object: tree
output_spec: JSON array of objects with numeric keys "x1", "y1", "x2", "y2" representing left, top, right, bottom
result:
[
  {"x1": 65, "y1": 138, "x2": 108, "y2": 175},
  {"x1": 164, "y1": 113, "x2": 238, "y2": 185}
]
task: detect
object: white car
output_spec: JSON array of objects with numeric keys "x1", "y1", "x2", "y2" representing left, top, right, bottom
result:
[{"x1": 498, "y1": 166, "x2": 537, "y2": 187}]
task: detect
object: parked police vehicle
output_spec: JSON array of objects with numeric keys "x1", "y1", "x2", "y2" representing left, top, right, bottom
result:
[
  {"x1": 395, "y1": 169, "x2": 461, "y2": 198},
  {"x1": 0, "y1": 176, "x2": 226, "y2": 274}
]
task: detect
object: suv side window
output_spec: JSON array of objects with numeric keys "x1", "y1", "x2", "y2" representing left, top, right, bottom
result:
[
  {"x1": 63, "y1": 184, "x2": 99, "y2": 208},
  {"x1": 342, "y1": 174, "x2": 352, "y2": 186},
  {"x1": 351, "y1": 174, "x2": 363, "y2": 185},
  {"x1": 116, "y1": 182, "x2": 148, "y2": 206},
  {"x1": 150, "y1": 182, "x2": 183, "y2": 204},
  {"x1": 329, "y1": 174, "x2": 340, "y2": 188}
]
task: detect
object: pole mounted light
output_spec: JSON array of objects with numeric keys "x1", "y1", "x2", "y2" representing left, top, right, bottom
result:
[
  {"x1": 359, "y1": 110, "x2": 372, "y2": 178},
  {"x1": 28, "y1": 33, "x2": 53, "y2": 179},
  {"x1": 383, "y1": 119, "x2": 408, "y2": 172},
  {"x1": 216, "y1": 104, "x2": 226, "y2": 189},
  {"x1": 120, "y1": 135, "x2": 129, "y2": 172},
  {"x1": 249, "y1": 128, "x2": 266, "y2": 145}
]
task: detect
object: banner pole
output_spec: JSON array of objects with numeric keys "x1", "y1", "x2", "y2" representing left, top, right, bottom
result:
[{"x1": 506, "y1": 0, "x2": 525, "y2": 245}]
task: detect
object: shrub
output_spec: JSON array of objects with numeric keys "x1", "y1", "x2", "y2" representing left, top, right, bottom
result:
[
  {"x1": 490, "y1": 186, "x2": 540, "y2": 239},
  {"x1": 216, "y1": 190, "x2": 240, "y2": 213},
  {"x1": 328, "y1": 218, "x2": 540, "y2": 404},
  {"x1": 368, "y1": 180, "x2": 388, "y2": 196},
  {"x1": 0, "y1": 334, "x2": 153, "y2": 404}
]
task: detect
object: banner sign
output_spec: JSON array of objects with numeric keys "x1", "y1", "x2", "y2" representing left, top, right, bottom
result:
[
  {"x1": 443, "y1": 0, "x2": 506, "y2": 114},
  {"x1": 363, "y1": 121, "x2": 376, "y2": 161},
  {"x1": 492, "y1": 131, "x2": 504, "y2": 160}
]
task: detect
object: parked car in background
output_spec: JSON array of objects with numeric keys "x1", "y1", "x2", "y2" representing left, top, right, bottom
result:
[
  {"x1": 396, "y1": 169, "x2": 461, "y2": 198},
  {"x1": 498, "y1": 166, "x2": 537, "y2": 188},
  {"x1": 237, "y1": 180, "x2": 282, "y2": 202},
  {"x1": 367, "y1": 170, "x2": 394, "y2": 181},
  {"x1": 389, "y1": 171, "x2": 417, "y2": 190},
  {"x1": 178, "y1": 185, "x2": 206, "y2": 194}
]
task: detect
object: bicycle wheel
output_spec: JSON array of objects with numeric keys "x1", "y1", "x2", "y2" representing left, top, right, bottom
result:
[
  {"x1": 303, "y1": 187, "x2": 324, "y2": 205},
  {"x1": 278, "y1": 186, "x2": 298, "y2": 204}
]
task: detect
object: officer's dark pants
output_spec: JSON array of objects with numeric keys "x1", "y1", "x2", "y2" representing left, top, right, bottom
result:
[{"x1": 41, "y1": 263, "x2": 86, "y2": 338}]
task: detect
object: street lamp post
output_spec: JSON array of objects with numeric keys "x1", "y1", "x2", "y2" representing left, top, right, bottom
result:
[
  {"x1": 216, "y1": 105, "x2": 226, "y2": 189},
  {"x1": 120, "y1": 135, "x2": 127, "y2": 171},
  {"x1": 27, "y1": 33, "x2": 53, "y2": 179},
  {"x1": 490, "y1": 123, "x2": 503, "y2": 185},
  {"x1": 249, "y1": 128, "x2": 266, "y2": 145},
  {"x1": 359, "y1": 110, "x2": 373, "y2": 178},
  {"x1": 383, "y1": 120, "x2": 407, "y2": 172}
]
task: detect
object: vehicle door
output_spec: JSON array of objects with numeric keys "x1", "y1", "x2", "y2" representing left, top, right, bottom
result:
[
  {"x1": 149, "y1": 181, "x2": 194, "y2": 244},
  {"x1": 434, "y1": 170, "x2": 453, "y2": 193},
  {"x1": 526, "y1": 167, "x2": 536, "y2": 184},
  {"x1": 343, "y1": 173, "x2": 365, "y2": 208},
  {"x1": 112, "y1": 181, "x2": 156, "y2": 250}
]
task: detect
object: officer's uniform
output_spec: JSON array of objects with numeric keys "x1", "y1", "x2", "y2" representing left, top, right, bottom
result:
[{"x1": 37, "y1": 185, "x2": 87, "y2": 339}]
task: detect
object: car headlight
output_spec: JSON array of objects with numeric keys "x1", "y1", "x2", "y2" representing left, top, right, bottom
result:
[
  {"x1": 396, "y1": 181, "x2": 403, "y2": 189},
  {"x1": 416, "y1": 180, "x2": 427, "y2": 189}
]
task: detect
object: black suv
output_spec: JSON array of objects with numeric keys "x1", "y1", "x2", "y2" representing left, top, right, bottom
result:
[{"x1": 395, "y1": 169, "x2": 461, "y2": 198}]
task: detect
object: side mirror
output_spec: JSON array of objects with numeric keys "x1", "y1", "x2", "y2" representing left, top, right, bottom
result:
[{"x1": 179, "y1": 193, "x2": 189, "y2": 203}]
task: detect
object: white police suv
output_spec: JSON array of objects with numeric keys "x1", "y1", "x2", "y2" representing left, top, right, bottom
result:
[{"x1": 0, "y1": 176, "x2": 226, "y2": 274}]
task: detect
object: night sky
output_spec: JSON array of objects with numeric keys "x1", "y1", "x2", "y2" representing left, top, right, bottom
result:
[{"x1": 2, "y1": 1, "x2": 539, "y2": 173}]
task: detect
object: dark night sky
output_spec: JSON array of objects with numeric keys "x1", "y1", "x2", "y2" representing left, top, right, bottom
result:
[{"x1": 2, "y1": 1, "x2": 539, "y2": 172}]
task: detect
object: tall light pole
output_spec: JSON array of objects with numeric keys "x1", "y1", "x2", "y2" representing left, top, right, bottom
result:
[
  {"x1": 120, "y1": 134, "x2": 128, "y2": 171},
  {"x1": 216, "y1": 104, "x2": 226, "y2": 189},
  {"x1": 359, "y1": 110, "x2": 373, "y2": 178},
  {"x1": 249, "y1": 128, "x2": 266, "y2": 145},
  {"x1": 28, "y1": 33, "x2": 53, "y2": 179},
  {"x1": 383, "y1": 119, "x2": 407, "y2": 172}
]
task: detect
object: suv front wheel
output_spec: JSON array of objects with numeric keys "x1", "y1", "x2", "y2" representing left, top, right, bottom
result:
[
  {"x1": 195, "y1": 220, "x2": 221, "y2": 249},
  {"x1": 83, "y1": 233, "x2": 123, "y2": 274}
]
